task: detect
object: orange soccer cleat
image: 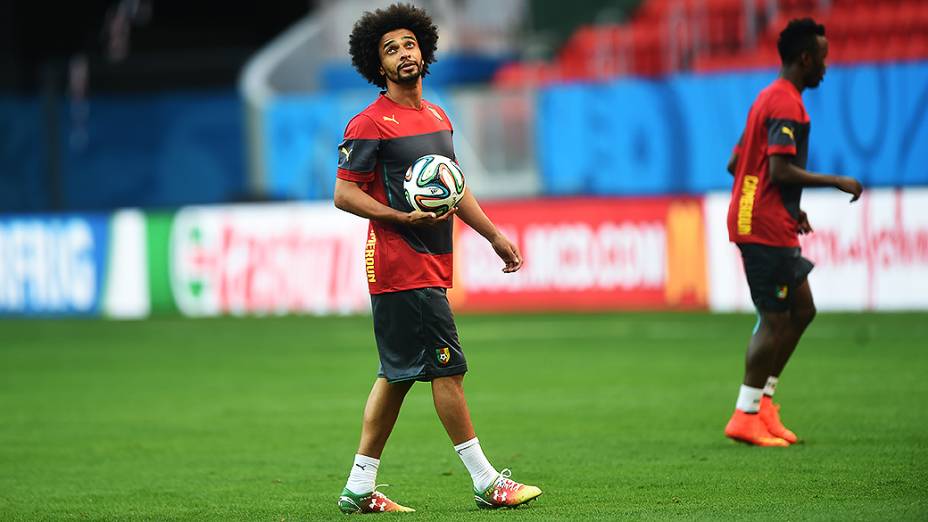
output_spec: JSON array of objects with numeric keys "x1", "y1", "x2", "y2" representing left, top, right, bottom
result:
[
  {"x1": 725, "y1": 409, "x2": 790, "y2": 447},
  {"x1": 759, "y1": 396, "x2": 799, "y2": 444}
]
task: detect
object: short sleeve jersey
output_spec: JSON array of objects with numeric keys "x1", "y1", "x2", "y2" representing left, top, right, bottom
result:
[
  {"x1": 336, "y1": 94, "x2": 456, "y2": 294},
  {"x1": 727, "y1": 78, "x2": 811, "y2": 247}
]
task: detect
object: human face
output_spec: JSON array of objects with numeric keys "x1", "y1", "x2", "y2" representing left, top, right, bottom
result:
[
  {"x1": 805, "y1": 35, "x2": 828, "y2": 88},
  {"x1": 378, "y1": 28, "x2": 423, "y2": 86}
]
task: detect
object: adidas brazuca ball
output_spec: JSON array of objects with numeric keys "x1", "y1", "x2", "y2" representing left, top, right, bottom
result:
[{"x1": 403, "y1": 154, "x2": 466, "y2": 217}]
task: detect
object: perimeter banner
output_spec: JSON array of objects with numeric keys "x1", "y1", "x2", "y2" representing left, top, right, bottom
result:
[
  {"x1": 450, "y1": 197, "x2": 708, "y2": 311},
  {"x1": 0, "y1": 215, "x2": 108, "y2": 316},
  {"x1": 167, "y1": 203, "x2": 369, "y2": 316},
  {"x1": 705, "y1": 188, "x2": 928, "y2": 311}
]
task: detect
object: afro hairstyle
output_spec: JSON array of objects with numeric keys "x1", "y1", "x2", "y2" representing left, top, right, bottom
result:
[
  {"x1": 777, "y1": 18, "x2": 826, "y2": 65},
  {"x1": 348, "y1": 3, "x2": 439, "y2": 89}
]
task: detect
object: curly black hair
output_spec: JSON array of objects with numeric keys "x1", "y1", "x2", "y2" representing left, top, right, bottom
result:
[
  {"x1": 777, "y1": 18, "x2": 826, "y2": 65},
  {"x1": 348, "y1": 3, "x2": 439, "y2": 89}
]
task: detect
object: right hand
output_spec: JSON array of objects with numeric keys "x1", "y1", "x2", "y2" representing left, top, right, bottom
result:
[
  {"x1": 834, "y1": 176, "x2": 863, "y2": 202},
  {"x1": 405, "y1": 207, "x2": 457, "y2": 226},
  {"x1": 489, "y1": 233, "x2": 523, "y2": 273}
]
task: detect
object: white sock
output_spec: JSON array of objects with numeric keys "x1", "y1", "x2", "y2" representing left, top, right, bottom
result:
[
  {"x1": 763, "y1": 376, "x2": 779, "y2": 397},
  {"x1": 345, "y1": 454, "x2": 379, "y2": 494},
  {"x1": 736, "y1": 385, "x2": 763, "y2": 413},
  {"x1": 453, "y1": 438, "x2": 498, "y2": 492}
]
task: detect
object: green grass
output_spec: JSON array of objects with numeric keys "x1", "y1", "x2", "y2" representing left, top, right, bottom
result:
[{"x1": 1, "y1": 312, "x2": 926, "y2": 521}]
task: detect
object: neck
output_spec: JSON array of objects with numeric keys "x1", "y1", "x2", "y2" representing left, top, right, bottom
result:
[
  {"x1": 384, "y1": 79, "x2": 422, "y2": 109},
  {"x1": 779, "y1": 66, "x2": 805, "y2": 94}
]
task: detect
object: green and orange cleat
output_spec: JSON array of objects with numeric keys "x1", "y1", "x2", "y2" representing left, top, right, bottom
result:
[
  {"x1": 725, "y1": 409, "x2": 790, "y2": 447},
  {"x1": 759, "y1": 396, "x2": 799, "y2": 444},
  {"x1": 337, "y1": 487, "x2": 415, "y2": 514},
  {"x1": 474, "y1": 469, "x2": 542, "y2": 509}
]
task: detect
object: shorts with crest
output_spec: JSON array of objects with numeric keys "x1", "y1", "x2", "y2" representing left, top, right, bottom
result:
[
  {"x1": 737, "y1": 243, "x2": 814, "y2": 313},
  {"x1": 371, "y1": 287, "x2": 467, "y2": 383}
]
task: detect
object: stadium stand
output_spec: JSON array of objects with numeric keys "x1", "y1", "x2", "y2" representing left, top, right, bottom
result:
[{"x1": 493, "y1": 0, "x2": 928, "y2": 87}]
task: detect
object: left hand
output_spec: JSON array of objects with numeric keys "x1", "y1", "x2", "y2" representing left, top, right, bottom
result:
[
  {"x1": 406, "y1": 207, "x2": 457, "y2": 227},
  {"x1": 797, "y1": 210, "x2": 813, "y2": 235},
  {"x1": 489, "y1": 234, "x2": 523, "y2": 273}
]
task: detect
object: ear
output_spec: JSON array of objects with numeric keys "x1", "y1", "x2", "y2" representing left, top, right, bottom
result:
[
  {"x1": 379, "y1": 66, "x2": 385, "y2": 77},
  {"x1": 800, "y1": 50, "x2": 813, "y2": 67}
]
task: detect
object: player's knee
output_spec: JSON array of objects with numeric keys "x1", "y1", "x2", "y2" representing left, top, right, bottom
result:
[
  {"x1": 432, "y1": 374, "x2": 465, "y2": 390},
  {"x1": 793, "y1": 303, "x2": 816, "y2": 329},
  {"x1": 760, "y1": 311, "x2": 791, "y2": 332}
]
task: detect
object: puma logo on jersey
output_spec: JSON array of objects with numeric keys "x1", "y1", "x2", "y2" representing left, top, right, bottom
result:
[
  {"x1": 382, "y1": 114, "x2": 400, "y2": 125},
  {"x1": 426, "y1": 106, "x2": 443, "y2": 121},
  {"x1": 781, "y1": 126, "x2": 794, "y2": 140},
  {"x1": 339, "y1": 146, "x2": 352, "y2": 163}
]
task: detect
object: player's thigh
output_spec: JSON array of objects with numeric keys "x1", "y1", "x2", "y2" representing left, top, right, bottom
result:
[
  {"x1": 789, "y1": 278, "x2": 816, "y2": 327},
  {"x1": 421, "y1": 288, "x2": 466, "y2": 371},
  {"x1": 370, "y1": 289, "x2": 428, "y2": 382},
  {"x1": 737, "y1": 243, "x2": 791, "y2": 313}
]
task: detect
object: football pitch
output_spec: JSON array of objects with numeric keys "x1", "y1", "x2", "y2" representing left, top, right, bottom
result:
[{"x1": 1, "y1": 312, "x2": 926, "y2": 520}]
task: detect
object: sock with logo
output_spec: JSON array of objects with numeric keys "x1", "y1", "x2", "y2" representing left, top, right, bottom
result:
[
  {"x1": 736, "y1": 385, "x2": 763, "y2": 413},
  {"x1": 345, "y1": 454, "x2": 379, "y2": 495},
  {"x1": 763, "y1": 376, "x2": 779, "y2": 398},
  {"x1": 453, "y1": 438, "x2": 498, "y2": 492}
]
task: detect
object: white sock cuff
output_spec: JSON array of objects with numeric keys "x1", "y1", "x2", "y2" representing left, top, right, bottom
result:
[
  {"x1": 346, "y1": 454, "x2": 380, "y2": 495},
  {"x1": 736, "y1": 385, "x2": 764, "y2": 413},
  {"x1": 453, "y1": 437, "x2": 480, "y2": 453},
  {"x1": 354, "y1": 454, "x2": 380, "y2": 469},
  {"x1": 454, "y1": 438, "x2": 498, "y2": 491},
  {"x1": 763, "y1": 376, "x2": 779, "y2": 397}
]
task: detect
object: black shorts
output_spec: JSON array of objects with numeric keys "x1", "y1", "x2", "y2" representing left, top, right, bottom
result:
[
  {"x1": 370, "y1": 287, "x2": 467, "y2": 383},
  {"x1": 737, "y1": 243, "x2": 814, "y2": 313}
]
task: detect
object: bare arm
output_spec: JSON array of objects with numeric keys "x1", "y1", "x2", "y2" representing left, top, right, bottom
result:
[
  {"x1": 455, "y1": 187, "x2": 522, "y2": 273},
  {"x1": 333, "y1": 178, "x2": 454, "y2": 225},
  {"x1": 768, "y1": 155, "x2": 863, "y2": 202}
]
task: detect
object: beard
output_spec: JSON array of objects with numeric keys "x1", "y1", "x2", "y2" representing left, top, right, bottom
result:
[
  {"x1": 806, "y1": 67, "x2": 825, "y2": 88},
  {"x1": 391, "y1": 61, "x2": 423, "y2": 84}
]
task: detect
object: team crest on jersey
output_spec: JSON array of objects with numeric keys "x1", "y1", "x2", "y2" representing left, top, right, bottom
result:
[
  {"x1": 436, "y1": 347, "x2": 451, "y2": 366},
  {"x1": 776, "y1": 285, "x2": 788, "y2": 300},
  {"x1": 426, "y1": 106, "x2": 443, "y2": 121}
]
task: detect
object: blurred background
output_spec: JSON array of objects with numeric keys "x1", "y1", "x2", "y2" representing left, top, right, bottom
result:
[{"x1": 1, "y1": 0, "x2": 927, "y2": 318}]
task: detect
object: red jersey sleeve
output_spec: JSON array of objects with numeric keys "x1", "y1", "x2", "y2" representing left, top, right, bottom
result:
[
  {"x1": 337, "y1": 114, "x2": 381, "y2": 183},
  {"x1": 732, "y1": 131, "x2": 744, "y2": 155},
  {"x1": 765, "y1": 92, "x2": 803, "y2": 157}
]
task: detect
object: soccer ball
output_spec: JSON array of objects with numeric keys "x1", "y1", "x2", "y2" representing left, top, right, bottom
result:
[{"x1": 403, "y1": 154, "x2": 466, "y2": 217}]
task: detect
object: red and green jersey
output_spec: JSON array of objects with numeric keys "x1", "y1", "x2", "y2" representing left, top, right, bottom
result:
[
  {"x1": 336, "y1": 94, "x2": 455, "y2": 294},
  {"x1": 727, "y1": 78, "x2": 811, "y2": 247}
]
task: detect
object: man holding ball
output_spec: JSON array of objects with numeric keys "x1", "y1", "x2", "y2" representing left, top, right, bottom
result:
[{"x1": 332, "y1": 2, "x2": 540, "y2": 515}]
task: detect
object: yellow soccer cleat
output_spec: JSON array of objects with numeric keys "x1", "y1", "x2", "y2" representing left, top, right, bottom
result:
[{"x1": 474, "y1": 469, "x2": 542, "y2": 509}]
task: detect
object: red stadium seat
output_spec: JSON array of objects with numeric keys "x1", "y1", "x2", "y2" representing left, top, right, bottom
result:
[{"x1": 497, "y1": 0, "x2": 925, "y2": 83}]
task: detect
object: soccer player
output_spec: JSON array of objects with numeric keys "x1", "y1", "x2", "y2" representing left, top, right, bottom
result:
[
  {"x1": 723, "y1": 18, "x2": 863, "y2": 447},
  {"x1": 332, "y1": 3, "x2": 542, "y2": 514}
]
